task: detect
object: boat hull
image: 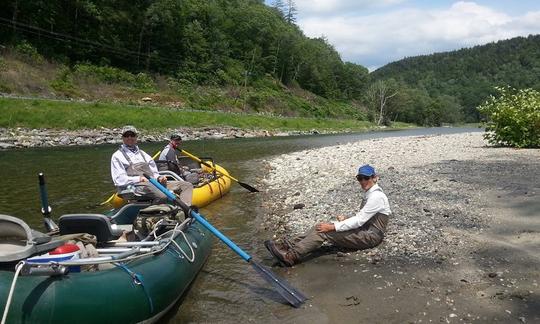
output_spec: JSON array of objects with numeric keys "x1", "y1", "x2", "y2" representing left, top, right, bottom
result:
[
  {"x1": 111, "y1": 163, "x2": 232, "y2": 209},
  {"x1": 0, "y1": 221, "x2": 212, "y2": 324},
  {"x1": 191, "y1": 163, "x2": 232, "y2": 208}
]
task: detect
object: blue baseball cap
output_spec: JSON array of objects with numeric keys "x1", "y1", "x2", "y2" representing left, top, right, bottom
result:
[{"x1": 357, "y1": 164, "x2": 376, "y2": 177}]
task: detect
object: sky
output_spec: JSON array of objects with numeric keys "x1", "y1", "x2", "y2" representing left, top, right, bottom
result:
[{"x1": 267, "y1": 1, "x2": 540, "y2": 71}]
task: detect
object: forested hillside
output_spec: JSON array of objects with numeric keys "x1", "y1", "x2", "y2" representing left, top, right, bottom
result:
[
  {"x1": 0, "y1": 0, "x2": 368, "y2": 101},
  {"x1": 371, "y1": 35, "x2": 540, "y2": 122},
  {"x1": 1, "y1": 0, "x2": 538, "y2": 126}
]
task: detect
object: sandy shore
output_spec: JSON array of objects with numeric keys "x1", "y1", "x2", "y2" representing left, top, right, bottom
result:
[{"x1": 259, "y1": 132, "x2": 539, "y2": 323}]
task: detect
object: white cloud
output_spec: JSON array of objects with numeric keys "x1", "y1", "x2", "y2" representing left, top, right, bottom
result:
[
  {"x1": 294, "y1": 0, "x2": 405, "y2": 16},
  {"x1": 295, "y1": 1, "x2": 540, "y2": 70}
]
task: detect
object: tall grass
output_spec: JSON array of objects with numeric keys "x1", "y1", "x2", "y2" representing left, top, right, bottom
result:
[{"x1": 0, "y1": 97, "x2": 373, "y2": 131}]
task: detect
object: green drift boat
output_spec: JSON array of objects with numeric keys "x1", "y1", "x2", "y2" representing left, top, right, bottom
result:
[{"x1": 0, "y1": 201, "x2": 213, "y2": 324}]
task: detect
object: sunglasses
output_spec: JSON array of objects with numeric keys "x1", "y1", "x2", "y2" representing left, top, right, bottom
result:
[
  {"x1": 122, "y1": 132, "x2": 137, "y2": 138},
  {"x1": 356, "y1": 175, "x2": 371, "y2": 182}
]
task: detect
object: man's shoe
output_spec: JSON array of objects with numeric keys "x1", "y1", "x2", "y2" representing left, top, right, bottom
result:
[{"x1": 264, "y1": 240, "x2": 298, "y2": 267}]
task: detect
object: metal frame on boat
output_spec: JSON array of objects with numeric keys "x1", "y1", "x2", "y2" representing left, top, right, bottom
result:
[{"x1": 0, "y1": 201, "x2": 213, "y2": 324}]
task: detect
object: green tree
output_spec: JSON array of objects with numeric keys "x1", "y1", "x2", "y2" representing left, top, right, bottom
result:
[{"x1": 477, "y1": 86, "x2": 540, "y2": 148}]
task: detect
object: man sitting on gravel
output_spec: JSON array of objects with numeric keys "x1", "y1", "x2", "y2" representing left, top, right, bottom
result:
[
  {"x1": 265, "y1": 164, "x2": 391, "y2": 267},
  {"x1": 111, "y1": 125, "x2": 193, "y2": 205}
]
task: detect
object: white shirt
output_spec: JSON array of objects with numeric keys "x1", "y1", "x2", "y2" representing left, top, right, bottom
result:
[
  {"x1": 110, "y1": 145, "x2": 160, "y2": 187},
  {"x1": 333, "y1": 184, "x2": 391, "y2": 232}
]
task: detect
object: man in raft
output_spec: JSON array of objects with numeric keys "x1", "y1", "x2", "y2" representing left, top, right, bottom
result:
[
  {"x1": 111, "y1": 125, "x2": 193, "y2": 205},
  {"x1": 158, "y1": 134, "x2": 200, "y2": 184},
  {"x1": 265, "y1": 164, "x2": 391, "y2": 267}
]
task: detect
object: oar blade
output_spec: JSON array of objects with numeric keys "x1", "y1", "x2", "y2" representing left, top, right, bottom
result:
[
  {"x1": 145, "y1": 176, "x2": 305, "y2": 307},
  {"x1": 238, "y1": 181, "x2": 259, "y2": 193},
  {"x1": 250, "y1": 260, "x2": 307, "y2": 308}
]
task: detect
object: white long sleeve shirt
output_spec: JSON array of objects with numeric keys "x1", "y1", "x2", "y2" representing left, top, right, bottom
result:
[
  {"x1": 333, "y1": 184, "x2": 391, "y2": 232},
  {"x1": 110, "y1": 145, "x2": 160, "y2": 187}
]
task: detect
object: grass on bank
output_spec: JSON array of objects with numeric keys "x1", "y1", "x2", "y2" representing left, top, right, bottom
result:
[
  {"x1": 0, "y1": 97, "x2": 377, "y2": 132},
  {"x1": 0, "y1": 51, "x2": 366, "y2": 120}
]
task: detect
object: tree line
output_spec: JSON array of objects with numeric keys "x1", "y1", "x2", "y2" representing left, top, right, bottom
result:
[
  {"x1": 1, "y1": 0, "x2": 538, "y2": 126},
  {"x1": 0, "y1": 0, "x2": 368, "y2": 102},
  {"x1": 371, "y1": 35, "x2": 540, "y2": 123}
]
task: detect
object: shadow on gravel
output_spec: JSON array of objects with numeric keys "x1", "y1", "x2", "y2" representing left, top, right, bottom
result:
[{"x1": 425, "y1": 156, "x2": 540, "y2": 321}]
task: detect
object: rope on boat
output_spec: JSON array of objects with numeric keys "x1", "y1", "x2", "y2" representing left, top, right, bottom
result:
[
  {"x1": 156, "y1": 222, "x2": 195, "y2": 263},
  {"x1": 114, "y1": 263, "x2": 154, "y2": 313},
  {"x1": 170, "y1": 228, "x2": 196, "y2": 262},
  {"x1": 1, "y1": 261, "x2": 25, "y2": 324}
]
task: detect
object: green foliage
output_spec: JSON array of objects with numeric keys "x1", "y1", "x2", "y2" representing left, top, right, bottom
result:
[
  {"x1": 14, "y1": 40, "x2": 44, "y2": 64},
  {"x1": 0, "y1": 97, "x2": 375, "y2": 132},
  {"x1": 73, "y1": 64, "x2": 155, "y2": 91},
  {"x1": 50, "y1": 66, "x2": 79, "y2": 97},
  {"x1": 477, "y1": 86, "x2": 540, "y2": 148},
  {"x1": 372, "y1": 35, "x2": 540, "y2": 123},
  {"x1": 0, "y1": 0, "x2": 368, "y2": 101}
]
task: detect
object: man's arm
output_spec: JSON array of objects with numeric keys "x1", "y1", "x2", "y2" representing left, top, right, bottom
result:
[{"x1": 332, "y1": 192, "x2": 385, "y2": 232}]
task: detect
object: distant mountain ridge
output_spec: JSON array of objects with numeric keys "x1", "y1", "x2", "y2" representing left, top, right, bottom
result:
[{"x1": 371, "y1": 35, "x2": 540, "y2": 121}]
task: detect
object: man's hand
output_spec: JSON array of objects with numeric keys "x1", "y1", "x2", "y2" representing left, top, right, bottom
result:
[
  {"x1": 139, "y1": 176, "x2": 148, "y2": 182},
  {"x1": 316, "y1": 222, "x2": 335, "y2": 233},
  {"x1": 158, "y1": 176, "x2": 167, "y2": 185}
]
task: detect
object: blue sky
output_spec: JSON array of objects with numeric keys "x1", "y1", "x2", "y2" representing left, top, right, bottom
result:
[{"x1": 266, "y1": 1, "x2": 540, "y2": 71}]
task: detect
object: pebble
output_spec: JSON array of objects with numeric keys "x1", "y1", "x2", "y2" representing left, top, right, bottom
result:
[
  {"x1": 259, "y1": 132, "x2": 540, "y2": 264},
  {"x1": 0, "y1": 126, "x2": 336, "y2": 149}
]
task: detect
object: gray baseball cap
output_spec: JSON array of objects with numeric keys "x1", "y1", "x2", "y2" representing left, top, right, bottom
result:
[{"x1": 121, "y1": 125, "x2": 138, "y2": 136}]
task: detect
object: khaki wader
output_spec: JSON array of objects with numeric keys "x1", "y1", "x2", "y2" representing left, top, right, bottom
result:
[
  {"x1": 118, "y1": 148, "x2": 193, "y2": 204},
  {"x1": 290, "y1": 212, "x2": 389, "y2": 258}
]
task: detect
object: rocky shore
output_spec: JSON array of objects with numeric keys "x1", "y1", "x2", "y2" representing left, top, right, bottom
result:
[
  {"x1": 0, "y1": 126, "x2": 328, "y2": 149},
  {"x1": 259, "y1": 132, "x2": 540, "y2": 323},
  {"x1": 260, "y1": 133, "x2": 497, "y2": 262}
]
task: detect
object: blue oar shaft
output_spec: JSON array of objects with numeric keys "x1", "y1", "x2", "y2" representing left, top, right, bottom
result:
[{"x1": 147, "y1": 178, "x2": 252, "y2": 261}]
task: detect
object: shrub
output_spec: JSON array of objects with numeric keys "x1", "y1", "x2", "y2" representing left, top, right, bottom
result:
[
  {"x1": 74, "y1": 64, "x2": 155, "y2": 91},
  {"x1": 14, "y1": 41, "x2": 44, "y2": 64},
  {"x1": 477, "y1": 86, "x2": 540, "y2": 148},
  {"x1": 50, "y1": 66, "x2": 78, "y2": 96}
]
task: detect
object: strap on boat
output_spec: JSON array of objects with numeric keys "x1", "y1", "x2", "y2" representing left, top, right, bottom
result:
[
  {"x1": 1, "y1": 261, "x2": 25, "y2": 324},
  {"x1": 114, "y1": 263, "x2": 154, "y2": 313}
]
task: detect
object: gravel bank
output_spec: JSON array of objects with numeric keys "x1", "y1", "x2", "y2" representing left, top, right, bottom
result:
[
  {"x1": 0, "y1": 126, "x2": 331, "y2": 149},
  {"x1": 259, "y1": 132, "x2": 539, "y2": 264}
]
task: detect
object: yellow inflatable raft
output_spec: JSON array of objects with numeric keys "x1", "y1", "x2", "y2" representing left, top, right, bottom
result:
[{"x1": 110, "y1": 161, "x2": 232, "y2": 209}]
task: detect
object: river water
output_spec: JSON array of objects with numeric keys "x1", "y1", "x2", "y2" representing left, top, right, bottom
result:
[{"x1": 0, "y1": 127, "x2": 481, "y2": 323}]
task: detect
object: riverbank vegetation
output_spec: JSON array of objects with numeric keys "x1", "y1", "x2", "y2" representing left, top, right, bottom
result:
[
  {"x1": 0, "y1": 0, "x2": 539, "y2": 136},
  {"x1": 0, "y1": 97, "x2": 389, "y2": 132},
  {"x1": 478, "y1": 86, "x2": 540, "y2": 148}
]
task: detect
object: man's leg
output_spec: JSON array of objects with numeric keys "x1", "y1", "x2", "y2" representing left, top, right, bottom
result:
[
  {"x1": 290, "y1": 226, "x2": 327, "y2": 257},
  {"x1": 167, "y1": 180, "x2": 194, "y2": 205},
  {"x1": 132, "y1": 182, "x2": 168, "y2": 202},
  {"x1": 323, "y1": 228, "x2": 383, "y2": 250}
]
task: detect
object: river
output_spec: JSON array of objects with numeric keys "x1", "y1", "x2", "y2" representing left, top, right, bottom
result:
[{"x1": 0, "y1": 127, "x2": 481, "y2": 323}]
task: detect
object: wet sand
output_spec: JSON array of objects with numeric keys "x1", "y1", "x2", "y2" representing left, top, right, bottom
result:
[{"x1": 258, "y1": 132, "x2": 540, "y2": 323}]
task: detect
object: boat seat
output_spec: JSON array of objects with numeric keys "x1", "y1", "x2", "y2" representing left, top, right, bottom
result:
[
  {"x1": 59, "y1": 214, "x2": 124, "y2": 243},
  {"x1": 110, "y1": 202, "x2": 150, "y2": 225},
  {"x1": 0, "y1": 214, "x2": 64, "y2": 263}
]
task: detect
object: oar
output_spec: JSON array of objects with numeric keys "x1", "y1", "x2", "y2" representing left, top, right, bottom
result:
[
  {"x1": 178, "y1": 149, "x2": 259, "y2": 193},
  {"x1": 145, "y1": 175, "x2": 306, "y2": 308},
  {"x1": 38, "y1": 173, "x2": 59, "y2": 233}
]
